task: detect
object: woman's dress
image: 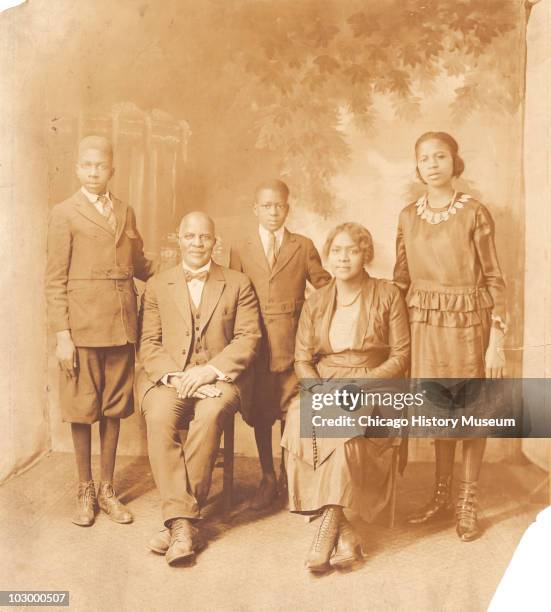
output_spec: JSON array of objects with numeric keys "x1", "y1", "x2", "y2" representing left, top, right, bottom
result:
[
  {"x1": 393, "y1": 193, "x2": 507, "y2": 379},
  {"x1": 281, "y1": 274, "x2": 410, "y2": 522}
]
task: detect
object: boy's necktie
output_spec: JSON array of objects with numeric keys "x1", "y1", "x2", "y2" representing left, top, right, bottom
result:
[
  {"x1": 97, "y1": 195, "x2": 117, "y2": 232},
  {"x1": 267, "y1": 231, "x2": 279, "y2": 269}
]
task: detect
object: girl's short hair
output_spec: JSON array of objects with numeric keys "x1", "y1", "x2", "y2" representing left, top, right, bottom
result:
[
  {"x1": 323, "y1": 222, "x2": 374, "y2": 265},
  {"x1": 414, "y1": 131, "x2": 465, "y2": 182}
]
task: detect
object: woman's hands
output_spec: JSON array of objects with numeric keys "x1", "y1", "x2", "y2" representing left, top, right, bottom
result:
[{"x1": 485, "y1": 326, "x2": 506, "y2": 379}]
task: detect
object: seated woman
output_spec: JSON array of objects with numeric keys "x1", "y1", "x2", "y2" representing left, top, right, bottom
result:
[{"x1": 281, "y1": 222, "x2": 410, "y2": 572}]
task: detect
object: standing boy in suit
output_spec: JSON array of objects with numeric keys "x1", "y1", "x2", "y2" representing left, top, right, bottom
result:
[
  {"x1": 45, "y1": 135, "x2": 156, "y2": 527},
  {"x1": 230, "y1": 179, "x2": 331, "y2": 509}
]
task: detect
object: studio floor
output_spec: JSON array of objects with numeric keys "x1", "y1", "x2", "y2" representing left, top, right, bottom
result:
[{"x1": 0, "y1": 453, "x2": 547, "y2": 612}]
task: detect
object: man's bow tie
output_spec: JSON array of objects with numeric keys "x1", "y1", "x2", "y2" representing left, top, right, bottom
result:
[{"x1": 183, "y1": 269, "x2": 208, "y2": 283}]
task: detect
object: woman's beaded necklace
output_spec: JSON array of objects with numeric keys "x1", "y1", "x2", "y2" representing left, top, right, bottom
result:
[{"x1": 415, "y1": 191, "x2": 472, "y2": 225}]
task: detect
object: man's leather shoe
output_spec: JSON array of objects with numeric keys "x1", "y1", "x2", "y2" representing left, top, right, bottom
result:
[
  {"x1": 148, "y1": 528, "x2": 170, "y2": 555},
  {"x1": 71, "y1": 480, "x2": 97, "y2": 526},
  {"x1": 250, "y1": 475, "x2": 278, "y2": 510},
  {"x1": 97, "y1": 482, "x2": 133, "y2": 524},
  {"x1": 166, "y1": 518, "x2": 205, "y2": 566}
]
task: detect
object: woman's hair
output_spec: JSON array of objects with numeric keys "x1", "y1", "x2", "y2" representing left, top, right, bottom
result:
[
  {"x1": 323, "y1": 222, "x2": 374, "y2": 265},
  {"x1": 414, "y1": 131, "x2": 465, "y2": 182}
]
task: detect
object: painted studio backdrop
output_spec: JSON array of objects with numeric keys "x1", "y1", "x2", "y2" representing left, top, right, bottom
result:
[{"x1": 2, "y1": 0, "x2": 549, "y2": 482}]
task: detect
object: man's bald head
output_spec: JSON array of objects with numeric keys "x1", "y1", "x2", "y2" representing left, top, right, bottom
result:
[
  {"x1": 178, "y1": 211, "x2": 215, "y2": 237},
  {"x1": 178, "y1": 211, "x2": 216, "y2": 269}
]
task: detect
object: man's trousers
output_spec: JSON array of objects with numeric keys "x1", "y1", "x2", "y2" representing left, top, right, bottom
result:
[{"x1": 141, "y1": 381, "x2": 238, "y2": 524}]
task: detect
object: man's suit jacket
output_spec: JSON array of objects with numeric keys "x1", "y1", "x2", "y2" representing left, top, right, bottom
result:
[
  {"x1": 229, "y1": 228, "x2": 331, "y2": 372},
  {"x1": 136, "y1": 262, "x2": 262, "y2": 419},
  {"x1": 45, "y1": 190, "x2": 156, "y2": 347}
]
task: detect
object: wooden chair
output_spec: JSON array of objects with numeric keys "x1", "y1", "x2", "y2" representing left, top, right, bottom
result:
[
  {"x1": 387, "y1": 445, "x2": 400, "y2": 528},
  {"x1": 219, "y1": 412, "x2": 235, "y2": 514}
]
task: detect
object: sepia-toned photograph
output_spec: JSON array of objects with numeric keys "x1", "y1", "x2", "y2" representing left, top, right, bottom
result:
[{"x1": 1, "y1": 0, "x2": 550, "y2": 610}]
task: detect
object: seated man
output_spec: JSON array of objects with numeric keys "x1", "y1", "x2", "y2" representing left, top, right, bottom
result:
[{"x1": 136, "y1": 211, "x2": 261, "y2": 566}]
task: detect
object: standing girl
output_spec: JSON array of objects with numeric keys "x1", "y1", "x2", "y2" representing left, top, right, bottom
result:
[{"x1": 393, "y1": 132, "x2": 507, "y2": 541}]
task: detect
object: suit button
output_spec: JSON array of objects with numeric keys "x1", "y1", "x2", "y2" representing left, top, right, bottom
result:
[
  {"x1": 182, "y1": 349, "x2": 187, "y2": 355},
  {"x1": 195, "y1": 326, "x2": 199, "y2": 331},
  {"x1": 185, "y1": 331, "x2": 190, "y2": 336}
]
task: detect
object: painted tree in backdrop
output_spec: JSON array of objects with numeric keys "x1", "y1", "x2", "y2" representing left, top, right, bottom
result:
[{"x1": 135, "y1": 0, "x2": 522, "y2": 215}]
